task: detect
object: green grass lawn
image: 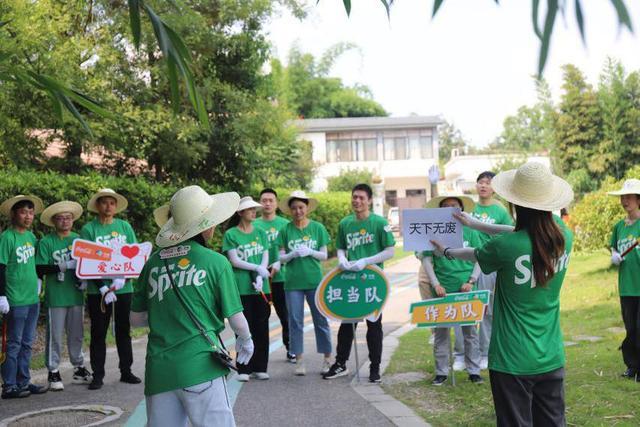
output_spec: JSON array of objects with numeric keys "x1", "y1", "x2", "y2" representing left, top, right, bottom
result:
[{"x1": 383, "y1": 251, "x2": 640, "y2": 427}]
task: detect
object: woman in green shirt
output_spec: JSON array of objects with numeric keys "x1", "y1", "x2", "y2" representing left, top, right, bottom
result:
[
  {"x1": 222, "y1": 196, "x2": 271, "y2": 382},
  {"x1": 277, "y1": 191, "x2": 332, "y2": 376},
  {"x1": 607, "y1": 179, "x2": 640, "y2": 381},
  {"x1": 432, "y1": 162, "x2": 574, "y2": 427}
]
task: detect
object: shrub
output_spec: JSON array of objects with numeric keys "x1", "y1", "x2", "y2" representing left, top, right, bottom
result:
[{"x1": 327, "y1": 168, "x2": 373, "y2": 192}]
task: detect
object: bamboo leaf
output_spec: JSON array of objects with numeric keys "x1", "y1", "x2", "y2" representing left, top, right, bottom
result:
[
  {"x1": 58, "y1": 94, "x2": 93, "y2": 136},
  {"x1": 128, "y1": 0, "x2": 142, "y2": 49},
  {"x1": 432, "y1": 0, "x2": 445, "y2": 18},
  {"x1": 380, "y1": 0, "x2": 391, "y2": 19},
  {"x1": 167, "y1": 59, "x2": 180, "y2": 114},
  {"x1": 532, "y1": 0, "x2": 542, "y2": 39},
  {"x1": 538, "y1": 0, "x2": 558, "y2": 76},
  {"x1": 343, "y1": 0, "x2": 351, "y2": 16},
  {"x1": 611, "y1": 0, "x2": 633, "y2": 32},
  {"x1": 575, "y1": 0, "x2": 586, "y2": 45}
]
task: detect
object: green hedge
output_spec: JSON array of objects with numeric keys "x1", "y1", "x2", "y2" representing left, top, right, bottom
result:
[{"x1": 569, "y1": 165, "x2": 640, "y2": 252}]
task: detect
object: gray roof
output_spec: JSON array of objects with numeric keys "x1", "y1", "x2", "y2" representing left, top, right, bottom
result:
[{"x1": 294, "y1": 116, "x2": 443, "y2": 132}]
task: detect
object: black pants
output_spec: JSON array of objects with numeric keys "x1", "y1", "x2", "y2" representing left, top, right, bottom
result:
[
  {"x1": 336, "y1": 315, "x2": 383, "y2": 367},
  {"x1": 87, "y1": 293, "x2": 133, "y2": 380},
  {"x1": 490, "y1": 368, "x2": 565, "y2": 427},
  {"x1": 270, "y1": 281, "x2": 290, "y2": 352},
  {"x1": 621, "y1": 296, "x2": 640, "y2": 371},
  {"x1": 238, "y1": 294, "x2": 271, "y2": 374}
]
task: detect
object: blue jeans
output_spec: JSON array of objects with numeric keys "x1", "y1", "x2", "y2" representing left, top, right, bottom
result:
[
  {"x1": 286, "y1": 289, "x2": 332, "y2": 356},
  {"x1": 1, "y1": 303, "x2": 39, "y2": 389}
]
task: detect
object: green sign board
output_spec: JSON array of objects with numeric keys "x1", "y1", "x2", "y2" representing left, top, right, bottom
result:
[
  {"x1": 315, "y1": 265, "x2": 389, "y2": 322},
  {"x1": 409, "y1": 290, "x2": 491, "y2": 328}
]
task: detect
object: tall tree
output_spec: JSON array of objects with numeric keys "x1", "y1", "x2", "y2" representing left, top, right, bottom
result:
[{"x1": 438, "y1": 120, "x2": 469, "y2": 164}]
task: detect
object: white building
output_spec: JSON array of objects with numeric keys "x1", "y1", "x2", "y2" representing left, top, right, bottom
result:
[
  {"x1": 295, "y1": 116, "x2": 442, "y2": 209},
  {"x1": 441, "y1": 150, "x2": 551, "y2": 195}
]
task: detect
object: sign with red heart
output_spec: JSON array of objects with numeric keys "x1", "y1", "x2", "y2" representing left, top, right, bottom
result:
[
  {"x1": 121, "y1": 245, "x2": 140, "y2": 259},
  {"x1": 72, "y1": 239, "x2": 153, "y2": 279}
]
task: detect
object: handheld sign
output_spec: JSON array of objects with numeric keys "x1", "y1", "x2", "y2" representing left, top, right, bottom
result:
[
  {"x1": 315, "y1": 265, "x2": 389, "y2": 322},
  {"x1": 409, "y1": 290, "x2": 490, "y2": 328},
  {"x1": 72, "y1": 239, "x2": 153, "y2": 279},
  {"x1": 402, "y1": 207, "x2": 463, "y2": 251}
]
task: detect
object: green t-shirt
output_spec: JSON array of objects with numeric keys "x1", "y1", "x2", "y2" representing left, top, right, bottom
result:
[
  {"x1": 419, "y1": 227, "x2": 481, "y2": 293},
  {"x1": 132, "y1": 239, "x2": 243, "y2": 396},
  {"x1": 472, "y1": 202, "x2": 514, "y2": 245},
  {"x1": 277, "y1": 220, "x2": 330, "y2": 291},
  {"x1": 0, "y1": 229, "x2": 38, "y2": 307},
  {"x1": 36, "y1": 232, "x2": 84, "y2": 307},
  {"x1": 222, "y1": 226, "x2": 270, "y2": 295},
  {"x1": 254, "y1": 216, "x2": 289, "y2": 283},
  {"x1": 336, "y1": 213, "x2": 395, "y2": 269},
  {"x1": 610, "y1": 219, "x2": 640, "y2": 296},
  {"x1": 475, "y1": 217, "x2": 573, "y2": 375},
  {"x1": 79, "y1": 218, "x2": 137, "y2": 295}
]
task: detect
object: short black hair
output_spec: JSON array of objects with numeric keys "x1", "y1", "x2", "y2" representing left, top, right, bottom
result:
[
  {"x1": 352, "y1": 183, "x2": 373, "y2": 199},
  {"x1": 260, "y1": 188, "x2": 278, "y2": 198},
  {"x1": 11, "y1": 200, "x2": 34, "y2": 212},
  {"x1": 288, "y1": 197, "x2": 309, "y2": 207},
  {"x1": 439, "y1": 197, "x2": 465, "y2": 212},
  {"x1": 476, "y1": 171, "x2": 495, "y2": 182}
]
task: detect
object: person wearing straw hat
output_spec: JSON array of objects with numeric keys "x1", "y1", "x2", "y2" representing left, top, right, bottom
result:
[
  {"x1": 0, "y1": 195, "x2": 48, "y2": 399},
  {"x1": 607, "y1": 179, "x2": 640, "y2": 381},
  {"x1": 472, "y1": 171, "x2": 514, "y2": 370},
  {"x1": 277, "y1": 190, "x2": 332, "y2": 376},
  {"x1": 254, "y1": 188, "x2": 294, "y2": 363},
  {"x1": 35, "y1": 201, "x2": 92, "y2": 391},
  {"x1": 416, "y1": 194, "x2": 483, "y2": 386},
  {"x1": 222, "y1": 196, "x2": 271, "y2": 382},
  {"x1": 323, "y1": 183, "x2": 395, "y2": 383},
  {"x1": 79, "y1": 188, "x2": 139, "y2": 390},
  {"x1": 431, "y1": 162, "x2": 573, "y2": 426},
  {"x1": 130, "y1": 185, "x2": 253, "y2": 427},
  {"x1": 153, "y1": 204, "x2": 170, "y2": 228}
]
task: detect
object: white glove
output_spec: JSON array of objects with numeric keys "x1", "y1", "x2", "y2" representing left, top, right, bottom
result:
[
  {"x1": 77, "y1": 281, "x2": 88, "y2": 291},
  {"x1": 348, "y1": 259, "x2": 368, "y2": 272},
  {"x1": 252, "y1": 276, "x2": 263, "y2": 293},
  {"x1": 235, "y1": 335, "x2": 255, "y2": 365},
  {"x1": 37, "y1": 279, "x2": 42, "y2": 296},
  {"x1": 58, "y1": 259, "x2": 77, "y2": 272},
  {"x1": 271, "y1": 261, "x2": 281, "y2": 273},
  {"x1": 428, "y1": 164, "x2": 440, "y2": 185},
  {"x1": 254, "y1": 265, "x2": 269, "y2": 279},
  {"x1": 296, "y1": 246, "x2": 312, "y2": 258},
  {"x1": 104, "y1": 291, "x2": 117, "y2": 305},
  {"x1": 0, "y1": 296, "x2": 9, "y2": 314},
  {"x1": 611, "y1": 252, "x2": 623, "y2": 266},
  {"x1": 111, "y1": 278, "x2": 126, "y2": 291},
  {"x1": 338, "y1": 252, "x2": 351, "y2": 271},
  {"x1": 99, "y1": 285, "x2": 110, "y2": 296}
]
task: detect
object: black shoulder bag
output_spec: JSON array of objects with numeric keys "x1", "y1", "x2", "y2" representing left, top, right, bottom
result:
[{"x1": 163, "y1": 259, "x2": 237, "y2": 371}]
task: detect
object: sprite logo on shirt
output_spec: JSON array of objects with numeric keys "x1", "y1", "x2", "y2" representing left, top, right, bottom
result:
[
  {"x1": 618, "y1": 234, "x2": 639, "y2": 253},
  {"x1": 473, "y1": 212, "x2": 496, "y2": 225},
  {"x1": 237, "y1": 241, "x2": 265, "y2": 260},
  {"x1": 96, "y1": 231, "x2": 127, "y2": 247},
  {"x1": 52, "y1": 246, "x2": 73, "y2": 263},
  {"x1": 266, "y1": 227, "x2": 278, "y2": 243},
  {"x1": 346, "y1": 228, "x2": 375, "y2": 250},
  {"x1": 514, "y1": 251, "x2": 571, "y2": 288},
  {"x1": 288, "y1": 235, "x2": 318, "y2": 251},
  {"x1": 16, "y1": 242, "x2": 35, "y2": 264},
  {"x1": 148, "y1": 257, "x2": 207, "y2": 302}
]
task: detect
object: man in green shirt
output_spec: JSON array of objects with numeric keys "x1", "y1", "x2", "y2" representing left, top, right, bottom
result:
[
  {"x1": 254, "y1": 188, "x2": 294, "y2": 362},
  {"x1": 0, "y1": 195, "x2": 48, "y2": 399},
  {"x1": 36, "y1": 201, "x2": 92, "y2": 391},
  {"x1": 472, "y1": 171, "x2": 514, "y2": 369},
  {"x1": 80, "y1": 188, "x2": 139, "y2": 390},
  {"x1": 323, "y1": 183, "x2": 395, "y2": 383},
  {"x1": 131, "y1": 185, "x2": 253, "y2": 427}
]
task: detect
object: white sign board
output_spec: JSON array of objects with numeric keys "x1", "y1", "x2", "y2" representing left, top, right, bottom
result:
[
  {"x1": 71, "y1": 239, "x2": 153, "y2": 279},
  {"x1": 402, "y1": 208, "x2": 464, "y2": 251}
]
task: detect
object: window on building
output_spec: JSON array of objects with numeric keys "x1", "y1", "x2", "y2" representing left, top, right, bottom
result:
[
  {"x1": 326, "y1": 137, "x2": 377, "y2": 162},
  {"x1": 383, "y1": 137, "x2": 409, "y2": 160},
  {"x1": 385, "y1": 190, "x2": 398, "y2": 207},
  {"x1": 406, "y1": 189, "x2": 426, "y2": 197}
]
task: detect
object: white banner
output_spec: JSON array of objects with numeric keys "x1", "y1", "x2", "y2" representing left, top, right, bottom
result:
[{"x1": 401, "y1": 208, "x2": 463, "y2": 251}]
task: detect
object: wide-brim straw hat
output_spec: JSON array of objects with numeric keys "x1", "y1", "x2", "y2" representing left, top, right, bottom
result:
[
  {"x1": 237, "y1": 196, "x2": 262, "y2": 212},
  {"x1": 426, "y1": 194, "x2": 475, "y2": 212},
  {"x1": 87, "y1": 188, "x2": 128, "y2": 214},
  {"x1": 491, "y1": 162, "x2": 574, "y2": 212},
  {"x1": 41, "y1": 201, "x2": 83, "y2": 227},
  {"x1": 607, "y1": 179, "x2": 640, "y2": 196},
  {"x1": 153, "y1": 204, "x2": 170, "y2": 228},
  {"x1": 156, "y1": 186, "x2": 240, "y2": 248},
  {"x1": 0, "y1": 195, "x2": 44, "y2": 217},
  {"x1": 279, "y1": 190, "x2": 318, "y2": 215}
]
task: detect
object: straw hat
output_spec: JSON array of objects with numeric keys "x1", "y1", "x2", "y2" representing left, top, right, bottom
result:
[
  {"x1": 40, "y1": 201, "x2": 83, "y2": 227},
  {"x1": 279, "y1": 190, "x2": 318, "y2": 215},
  {"x1": 87, "y1": 188, "x2": 128, "y2": 214},
  {"x1": 153, "y1": 204, "x2": 170, "y2": 228},
  {"x1": 491, "y1": 162, "x2": 573, "y2": 212},
  {"x1": 0, "y1": 195, "x2": 44, "y2": 217},
  {"x1": 607, "y1": 179, "x2": 640, "y2": 196},
  {"x1": 426, "y1": 194, "x2": 475, "y2": 212},
  {"x1": 237, "y1": 196, "x2": 262, "y2": 212},
  {"x1": 156, "y1": 186, "x2": 240, "y2": 248}
]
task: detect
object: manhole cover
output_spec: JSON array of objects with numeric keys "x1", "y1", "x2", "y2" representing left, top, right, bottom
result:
[{"x1": 0, "y1": 405, "x2": 122, "y2": 427}]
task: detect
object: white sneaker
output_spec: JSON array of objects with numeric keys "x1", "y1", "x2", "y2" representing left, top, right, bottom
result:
[
  {"x1": 236, "y1": 374, "x2": 250, "y2": 382},
  {"x1": 480, "y1": 357, "x2": 489, "y2": 370},
  {"x1": 295, "y1": 363, "x2": 306, "y2": 376},
  {"x1": 48, "y1": 371, "x2": 64, "y2": 391},
  {"x1": 321, "y1": 359, "x2": 331, "y2": 375},
  {"x1": 251, "y1": 372, "x2": 270, "y2": 380},
  {"x1": 452, "y1": 356, "x2": 466, "y2": 372}
]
